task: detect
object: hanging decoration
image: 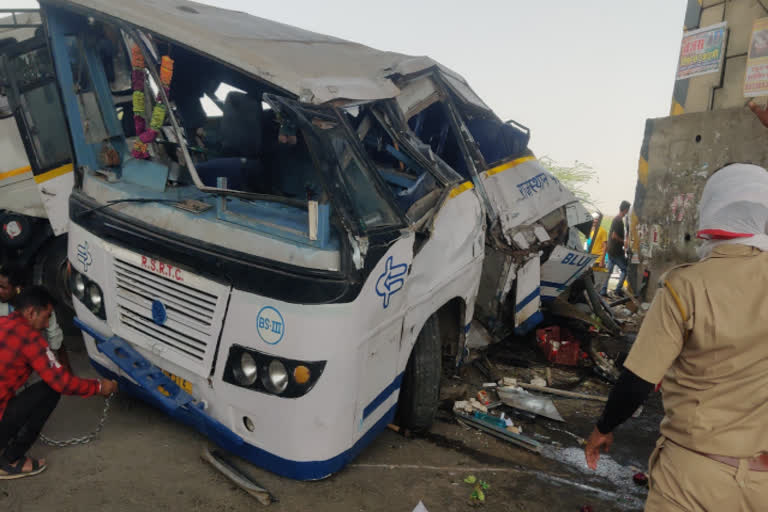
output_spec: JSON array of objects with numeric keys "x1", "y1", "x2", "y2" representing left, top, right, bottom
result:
[{"x1": 129, "y1": 44, "x2": 175, "y2": 159}]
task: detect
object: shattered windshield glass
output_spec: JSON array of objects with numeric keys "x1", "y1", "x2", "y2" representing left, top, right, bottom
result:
[{"x1": 266, "y1": 96, "x2": 402, "y2": 232}]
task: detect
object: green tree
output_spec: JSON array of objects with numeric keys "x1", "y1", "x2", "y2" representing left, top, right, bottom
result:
[{"x1": 539, "y1": 156, "x2": 598, "y2": 208}]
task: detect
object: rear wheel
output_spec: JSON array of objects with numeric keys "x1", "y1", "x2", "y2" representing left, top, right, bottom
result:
[{"x1": 396, "y1": 314, "x2": 442, "y2": 431}]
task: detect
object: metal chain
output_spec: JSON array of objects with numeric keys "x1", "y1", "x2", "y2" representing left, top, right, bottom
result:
[{"x1": 39, "y1": 393, "x2": 115, "y2": 447}]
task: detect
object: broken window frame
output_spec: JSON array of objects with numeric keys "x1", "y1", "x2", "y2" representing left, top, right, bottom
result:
[
  {"x1": 359, "y1": 100, "x2": 463, "y2": 224},
  {"x1": 0, "y1": 35, "x2": 71, "y2": 174},
  {"x1": 265, "y1": 94, "x2": 407, "y2": 237}
]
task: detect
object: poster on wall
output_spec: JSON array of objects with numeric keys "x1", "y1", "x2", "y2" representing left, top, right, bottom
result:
[
  {"x1": 676, "y1": 22, "x2": 727, "y2": 80},
  {"x1": 744, "y1": 17, "x2": 768, "y2": 97}
]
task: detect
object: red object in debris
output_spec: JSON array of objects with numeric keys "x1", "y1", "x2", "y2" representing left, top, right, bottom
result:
[
  {"x1": 580, "y1": 506, "x2": 594, "y2": 512},
  {"x1": 536, "y1": 326, "x2": 582, "y2": 366},
  {"x1": 476, "y1": 390, "x2": 491, "y2": 405},
  {"x1": 633, "y1": 472, "x2": 649, "y2": 487}
]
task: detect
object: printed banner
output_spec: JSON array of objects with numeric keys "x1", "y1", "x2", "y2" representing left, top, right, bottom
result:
[
  {"x1": 745, "y1": 18, "x2": 768, "y2": 97},
  {"x1": 676, "y1": 22, "x2": 727, "y2": 80}
]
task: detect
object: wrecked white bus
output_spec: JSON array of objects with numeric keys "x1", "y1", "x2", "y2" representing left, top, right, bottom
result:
[{"x1": 30, "y1": 0, "x2": 600, "y2": 479}]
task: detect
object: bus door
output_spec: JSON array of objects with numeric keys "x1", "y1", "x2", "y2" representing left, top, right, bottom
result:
[{"x1": 1, "y1": 35, "x2": 73, "y2": 235}]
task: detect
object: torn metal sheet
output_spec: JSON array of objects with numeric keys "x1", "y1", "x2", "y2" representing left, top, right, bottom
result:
[
  {"x1": 480, "y1": 157, "x2": 584, "y2": 237},
  {"x1": 465, "y1": 320, "x2": 493, "y2": 350},
  {"x1": 454, "y1": 411, "x2": 542, "y2": 453},
  {"x1": 514, "y1": 258, "x2": 542, "y2": 335},
  {"x1": 497, "y1": 386, "x2": 565, "y2": 422},
  {"x1": 539, "y1": 246, "x2": 597, "y2": 302}
]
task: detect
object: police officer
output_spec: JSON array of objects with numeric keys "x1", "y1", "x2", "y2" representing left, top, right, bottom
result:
[{"x1": 584, "y1": 163, "x2": 768, "y2": 510}]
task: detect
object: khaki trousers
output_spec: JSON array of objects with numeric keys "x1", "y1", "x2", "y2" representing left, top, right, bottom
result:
[{"x1": 645, "y1": 437, "x2": 768, "y2": 511}]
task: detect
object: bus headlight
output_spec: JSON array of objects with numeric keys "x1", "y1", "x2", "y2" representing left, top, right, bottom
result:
[
  {"x1": 233, "y1": 352, "x2": 258, "y2": 386},
  {"x1": 223, "y1": 345, "x2": 326, "y2": 398},
  {"x1": 69, "y1": 266, "x2": 106, "y2": 320},
  {"x1": 264, "y1": 360, "x2": 289, "y2": 394},
  {"x1": 73, "y1": 272, "x2": 86, "y2": 299},
  {"x1": 87, "y1": 283, "x2": 103, "y2": 314}
]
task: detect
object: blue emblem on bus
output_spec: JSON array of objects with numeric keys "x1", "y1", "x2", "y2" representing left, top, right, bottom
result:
[
  {"x1": 375, "y1": 256, "x2": 408, "y2": 309},
  {"x1": 151, "y1": 300, "x2": 167, "y2": 326},
  {"x1": 76, "y1": 241, "x2": 93, "y2": 272},
  {"x1": 257, "y1": 306, "x2": 285, "y2": 345}
]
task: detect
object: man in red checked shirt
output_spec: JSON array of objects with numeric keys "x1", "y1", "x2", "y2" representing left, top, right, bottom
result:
[{"x1": 0, "y1": 286, "x2": 117, "y2": 479}]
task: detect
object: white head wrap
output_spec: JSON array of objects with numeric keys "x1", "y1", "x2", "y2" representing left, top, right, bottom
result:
[{"x1": 697, "y1": 163, "x2": 768, "y2": 259}]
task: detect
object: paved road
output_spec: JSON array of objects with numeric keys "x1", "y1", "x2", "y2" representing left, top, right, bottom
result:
[{"x1": 0, "y1": 337, "x2": 658, "y2": 511}]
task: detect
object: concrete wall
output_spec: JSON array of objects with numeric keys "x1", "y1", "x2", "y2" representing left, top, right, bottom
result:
[
  {"x1": 673, "y1": 0, "x2": 768, "y2": 115},
  {"x1": 629, "y1": 0, "x2": 768, "y2": 298},
  {"x1": 630, "y1": 107, "x2": 768, "y2": 295}
]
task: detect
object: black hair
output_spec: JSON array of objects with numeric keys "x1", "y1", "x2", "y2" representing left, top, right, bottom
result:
[
  {"x1": 13, "y1": 285, "x2": 56, "y2": 312},
  {"x1": 620, "y1": 200, "x2": 631, "y2": 212},
  {"x1": 0, "y1": 263, "x2": 27, "y2": 288}
]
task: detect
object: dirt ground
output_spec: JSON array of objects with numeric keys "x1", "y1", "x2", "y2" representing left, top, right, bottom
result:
[{"x1": 0, "y1": 333, "x2": 659, "y2": 512}]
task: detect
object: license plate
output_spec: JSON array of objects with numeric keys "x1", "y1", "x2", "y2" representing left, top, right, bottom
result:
[{"x1": 161, "y1": 370, "x2": 193, "y2": 393}]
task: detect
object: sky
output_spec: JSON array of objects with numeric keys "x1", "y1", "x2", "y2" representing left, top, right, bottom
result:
[{"x1": 14, "y1": 0, "x2": 687, "y2": 212}]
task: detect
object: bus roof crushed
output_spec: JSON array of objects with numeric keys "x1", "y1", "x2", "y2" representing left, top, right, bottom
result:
[{"x1": 58, "y1": 0, "x2": 490, "y2": 108}]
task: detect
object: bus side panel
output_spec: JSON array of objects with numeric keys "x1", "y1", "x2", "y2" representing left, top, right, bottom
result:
[{"x1": 400, "y1": 186, "x2": 485, "y2": 372}]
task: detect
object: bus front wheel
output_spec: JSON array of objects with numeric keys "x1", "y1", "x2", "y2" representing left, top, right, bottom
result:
[{"x1": 396, "y1": 314, "x2": 442, "y2": 432}]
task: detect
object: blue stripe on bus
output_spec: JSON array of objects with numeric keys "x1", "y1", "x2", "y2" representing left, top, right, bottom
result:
[
  {"x1": 90, "y1": 357, "x2": 398, "y2": 481},
  {"x1": 540, "y1": 280, "x2": 566, "y2": 290},
  {"x1": 79, "y1": 316, "x2": 406, "y2": 481},
  {"x1": 363, "y1": 372, "x2": 404, "y2": 421},
  {"x1": 515, "y1": 288, "x2": 540, "y2": 313},
  {"x1": 514, "y1": 310, "x2": 544, "y2": 335}
]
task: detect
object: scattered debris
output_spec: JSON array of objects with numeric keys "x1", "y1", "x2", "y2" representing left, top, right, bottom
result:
[
  {"x1": 201, "y1": 445, "x2": 275, "y2": 505},
  {"x1": 515, "y1": 382, "x2": 609, "y2": 403},
  {"x1": 454, "y1": 412, "x2": 542, "y2": 453},
  {"x1": 476, "y1": 390, "x2": 491, "y2": 405},
  {"x1": 464, "y1": 475, "x2": 477, "y2": 484},
  {"x1": 453, "y1": 400, "x2": 474, "y2": 414},
  {"x1": 530, "y1": 376, "x2": 548, "y2": 387},
  {"x1": 614, "y1": 306, "x2": 633, "y2": 318},
  {"x1": 536, "y1": 326, "x2": 585, "y2": 366},
  {"x1": 632, "y1": 472, "x2": 648, "y2": 487},
  {"x1": 497, "y1": 386, "x2": 565, "y2": 422},
  {"x1": 465, "y1": 320, "x2": 493, "y2": 349},
  {"x1": 387, "y1": 423, "x2": 412, "y2": 437},
  {"x1": 469, "y1": 398, "x2": 488, "y2": 414},
  {"x1": 412, "y1": 501, "x2": 429, "y2": 512},
  {"x1": 580, "y1": 505, "x2": 594, "y2": 512},
  {"x1": 472, "y1": 411, "x2": 507, "y2": 429},
  {"x1": 499, "y1": 377, "x2": 518, "y2": 387}
]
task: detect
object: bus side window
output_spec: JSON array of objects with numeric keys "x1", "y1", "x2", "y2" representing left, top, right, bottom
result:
[{"x1": 65, "y1": 35, "x2": 109, "y2": 145}]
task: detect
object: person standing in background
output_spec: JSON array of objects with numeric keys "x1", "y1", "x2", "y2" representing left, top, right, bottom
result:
[
  {"x1": 587, "y1": 213, "x2": 608, "y2": 267},
  {"x1": 600, "y1": 200, "x2": 630, "y2": 296}
]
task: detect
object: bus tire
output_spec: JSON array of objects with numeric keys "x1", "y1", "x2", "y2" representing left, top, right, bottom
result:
[
  {"x1": 33, "y1": 235, "x2": 74, "y2": 330},
  {"x1": 396, "y1": 313, "x2": 442, "y2": 432}
]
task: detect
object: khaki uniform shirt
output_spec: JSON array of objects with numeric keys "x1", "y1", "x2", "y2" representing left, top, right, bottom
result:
[{"x1": 624, "y1": 244, "x2": 768, "y2": 458}]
